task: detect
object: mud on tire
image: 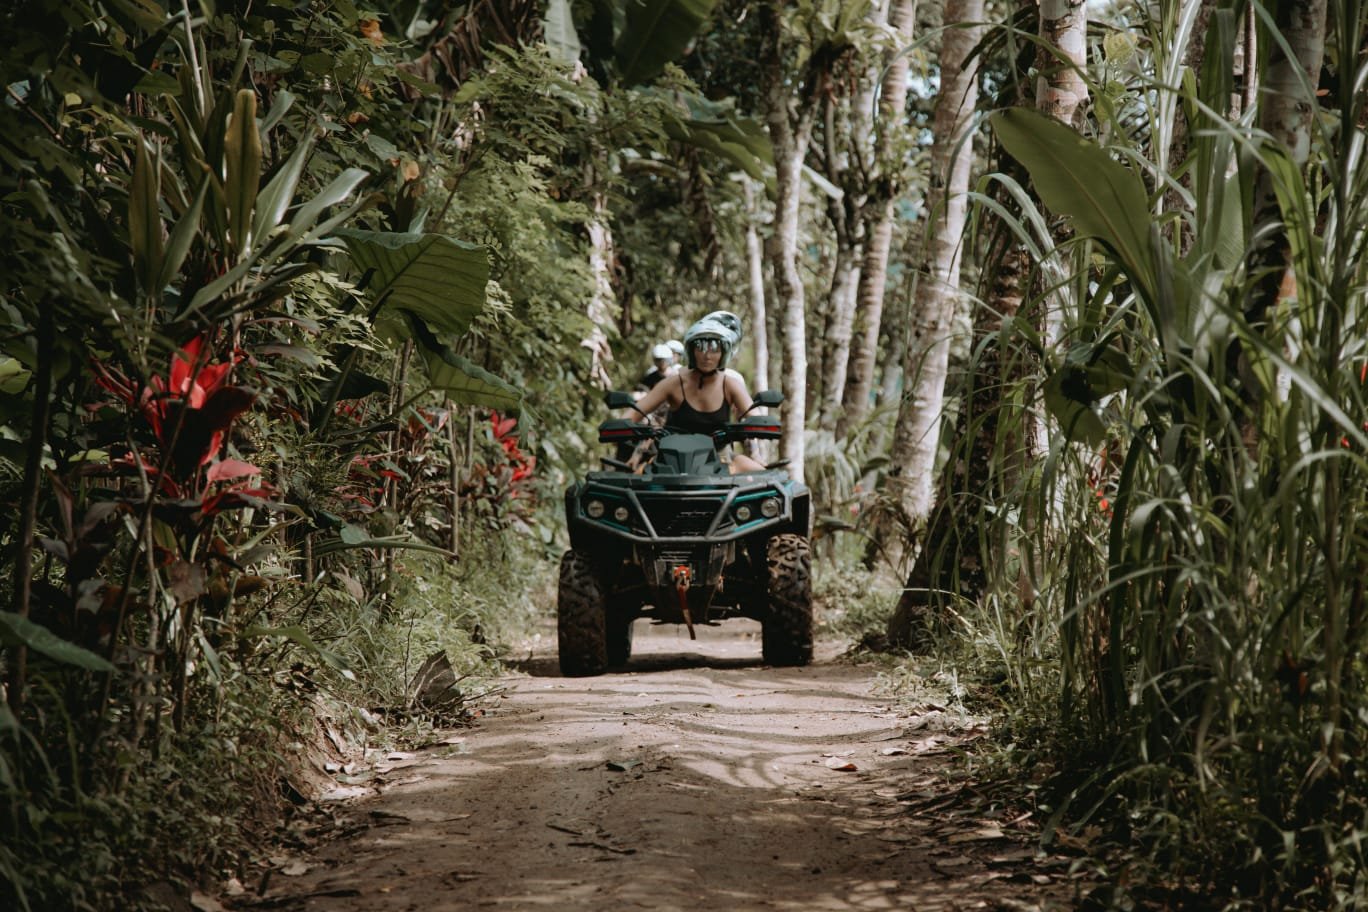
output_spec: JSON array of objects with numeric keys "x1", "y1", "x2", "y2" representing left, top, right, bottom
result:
[
  {"x1": 558, "y1": 549, "x2": 608, "y2": 676},
  {"x1": 761, "y1": 534, "x2": 813, "y2": 666}
]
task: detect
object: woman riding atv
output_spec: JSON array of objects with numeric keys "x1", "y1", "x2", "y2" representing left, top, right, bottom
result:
[{"x1": 629, "y1": 310, "x2": 766, "y2": 474}]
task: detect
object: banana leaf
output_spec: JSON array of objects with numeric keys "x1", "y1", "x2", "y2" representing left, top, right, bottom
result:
[{"x1": 336, "y1": 229, "x2": 490, "y2": 337}]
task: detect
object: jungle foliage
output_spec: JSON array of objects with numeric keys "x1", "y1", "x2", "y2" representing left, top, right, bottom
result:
[
  {"x1": 0, "y1": 0, "x2": 737, "y2": 905},
  {"x1": 5, "y1": 0, "x2": 1368, "y2": 908},
  {"x1": 911, "y1": 2, "x2": 1368, "y2": 906}
]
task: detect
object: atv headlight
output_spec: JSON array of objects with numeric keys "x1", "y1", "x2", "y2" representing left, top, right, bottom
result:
[
  {"x1": 585, "y1": 498, "x2": 606, "y2": 519},
  {"x1": 612, "y1": 505, "x2": 631, "y2": 522},
  {"x1": 735, "y1": 503, "x2": 753, "y2": 522},
  {"x1": 760, "y1": 496, "x2": 782, "y2": 518}
]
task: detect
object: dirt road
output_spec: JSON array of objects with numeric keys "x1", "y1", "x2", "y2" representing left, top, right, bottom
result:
[{"x1": 246, "y1": 622, "x2": 1081, "y2": 911}]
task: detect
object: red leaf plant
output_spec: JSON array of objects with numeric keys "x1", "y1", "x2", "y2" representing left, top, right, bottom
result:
[{"x1": 92, "y1": 335, "x2": 269, "y2": 515}]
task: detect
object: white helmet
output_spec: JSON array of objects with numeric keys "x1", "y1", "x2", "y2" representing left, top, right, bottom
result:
[
  {"x1": 683, "y1": 314, "x2": 741, "y2": 370},
  {"x1": 650, "y1": 342, "x2": 673, "y2": 361},
  {"x1": 665, "y1": 339, "x2": 685, "y2": 361},
  {"x1": 702, "y1": 311, "x2": 743, "y2": 346}
]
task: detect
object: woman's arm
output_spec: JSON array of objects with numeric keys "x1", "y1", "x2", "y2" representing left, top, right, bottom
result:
[
  {"x1": 632, "y1": 372, "x2": 681, "y2": 417},
  {"x1": 725, "y1": 372, "x2": 754, "y2": 416}
]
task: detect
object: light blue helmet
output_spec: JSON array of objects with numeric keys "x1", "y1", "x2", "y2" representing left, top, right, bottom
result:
[
  {"x1": 702, "y1": 311, "x2": 743, "y2": 346},
  {"x1": 683, "y1": 313, "x2": 741, "y2": 370}
]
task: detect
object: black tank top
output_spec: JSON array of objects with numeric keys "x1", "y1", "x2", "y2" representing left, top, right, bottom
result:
[{"x1": 666, "y1": 374, "x2": 730, "y2": 435}]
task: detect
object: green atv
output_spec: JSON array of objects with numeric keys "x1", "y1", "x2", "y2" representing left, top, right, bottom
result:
[{"x1": 557, "y1": 389, "x2": 813, "y2": 676}]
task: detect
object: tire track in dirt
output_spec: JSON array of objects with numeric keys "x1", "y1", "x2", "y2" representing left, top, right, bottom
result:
[{"x1": 241, "y1": 622, "x2": 1082, "y2": 911}]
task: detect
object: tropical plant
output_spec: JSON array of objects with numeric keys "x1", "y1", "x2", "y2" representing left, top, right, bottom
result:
[{"x1": 966, "y1": 0, "x2": 1368, "y2": 899}]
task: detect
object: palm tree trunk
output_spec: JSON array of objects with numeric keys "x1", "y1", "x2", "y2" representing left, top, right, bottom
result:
[
  {"x1": 1245, "y1": 0, "x2": 1331, "y2": 758},
  {"x1": 818, "y1": 254, "x2": 861, "y2": 430},
  {"x1": 760, "y1": 0, "x2": 824, "y2": 482},
  {"x1": 840, "y1": 0, "x2": 918, "y2": 438},
  {"x1": 743, "y1": 177, "x2": 771, "y2": 393},
  {"x1": 585, "y1": 200, "x2": 616, "y2": 389},
  {"x1": 815, "y1": 36, "x2": 879, "y2": 432},
  {"x1": 1036, "y1": 0, "x2": 1089, "y2": 126},
  {"x1": 884, "y1": 0, "x2": 983, "y2": 528},
  {"x1": 584, "y1": 154, "x2": 616, "y2": 389},
  {"x1": 887, "y1": 246, "x2": 1027, "y2": 648}
]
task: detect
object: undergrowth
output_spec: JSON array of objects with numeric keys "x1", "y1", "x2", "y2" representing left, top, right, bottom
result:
[
  {"x1": 1, "y1": 530, "x2": 554, "y2": 911},
  {"x1": 812, "y1": 552, "x2": 902, "y2": 646}
]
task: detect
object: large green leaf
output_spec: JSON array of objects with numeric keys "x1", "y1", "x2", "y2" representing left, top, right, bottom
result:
[
  {"x1": 129, "y1": 134, "x2": 164, "y2": 294},
  {"x1": 223, "y1": 89, "x2": 262, "y2": 255},
  {"x1": 293, "y1": 168, "x2": 372, "y2": 240},
  {"x1": 336, "y1": 229, "x2": 490, "y2": 336},
  {"x1": 409, "y1": 318, "x2": 523, "y2": 411},
  {"x1": 990, "y1": 108, "x2": 1158, "y2": 308},
  {"x1": 253, "y1": 129, "x2": 314, "y2": 244},
  {"x1": 660, "y1": 92, "x2": 773, "y2": 181},
  {"x1": 1042, "y1": 343, "x2": 1133, "y2": 446},
  {"x1": 0, "y1": 612, "x2": 116, "y2": 672},
  {"x1": 159, "y1": 177, "x2": 208, "y2": 291},
  {"x1": 615, "y1": 0, "x2": 720, "y2": 85},
  {"x1": 0, "y1": 357, "x2": 32, "y2": 395}
]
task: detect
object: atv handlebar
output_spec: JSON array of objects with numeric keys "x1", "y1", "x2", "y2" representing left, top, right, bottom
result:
[{"x1": 597, "y1": 416, "x2": 783, "y2": 446}]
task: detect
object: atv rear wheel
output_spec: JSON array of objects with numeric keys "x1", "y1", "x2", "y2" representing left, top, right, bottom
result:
[
  {"x1": 761, "y1": 534, "x2": 813, "y2": 666},
  {"x1": 558, "y1": 549, "x2": 608, "y2": 676}
]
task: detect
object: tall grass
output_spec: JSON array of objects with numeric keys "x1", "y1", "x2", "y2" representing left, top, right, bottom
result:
[{"x1": 958, "y1": 0, "x2": 1368, "y2": 903}]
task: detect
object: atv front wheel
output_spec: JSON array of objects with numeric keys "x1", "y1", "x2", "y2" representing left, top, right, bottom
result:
[
  {"x1": 558, "y1": 549, "x2": 608, "y2": 676},
  {"x1": 761, "y1": 534, "x2": 813, "y2": 666}
]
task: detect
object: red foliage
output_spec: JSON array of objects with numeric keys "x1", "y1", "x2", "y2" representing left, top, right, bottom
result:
[
  {"x1": 490, "y1": 411, "x2": 536, "y2": 488},
  {"x1": 91, "y1": 335, "x2": 268, "y2": 513}
]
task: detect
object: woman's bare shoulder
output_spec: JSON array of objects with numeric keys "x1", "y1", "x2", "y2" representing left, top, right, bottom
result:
[
  {"x1": 662, "y1": 371, "x2": 690, "y2": 401},
  {"x1": 723, "y1": 371, "x2": 751, "y2": 400}
]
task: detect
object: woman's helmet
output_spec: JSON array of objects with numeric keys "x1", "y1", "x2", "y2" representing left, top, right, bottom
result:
[
  {"x1": 702, "y1": 311, "x2": 743, "y2": 346},
  {"x1": 665, "y1": 339, "x2": 685, "y2": 362},
  {"x1": 650, "y1": 342, "x2": 673, "y2": 362},
  {"x1": 683, "y1": 313, "x2": 741, "y2": 370}
]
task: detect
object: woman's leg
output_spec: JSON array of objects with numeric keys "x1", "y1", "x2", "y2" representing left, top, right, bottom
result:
[{"x1": 729, "y1": 453, "x2": 766, "y2": 473}]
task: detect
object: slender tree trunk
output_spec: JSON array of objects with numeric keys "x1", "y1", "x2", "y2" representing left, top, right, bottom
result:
[
  {"x1": 771, "y1": 150, "x2": 810, "y2": 482},
  {"x1": 1033, "y1": 0, "x2": 1090, "y2": 366},
  {"x1": 818, "y1": 255, "x2": 861, "y2": 430},
  {"x1": 1245, "y1": 0, "x2": 1332, "y2": 758},
  {"x1": 760, "y1": 1, "x2": 824, "y2": 482},
  {"x1": 884, "y1": 0, "x2": 983, "y2": 529},
  {"x1": 1256, "y1": 0, "x2": 1328, "y2": 166},
  {"x1": 1232, "y1": 0, "x2": 1327, "y2": 425},
  {"x1": 382, "y1": 338, "x2": 413, "y2": 609},
  {"x1": 447, "y1": 399, "x2": 461, "y2": 559},
  {"x1": 885, "y1": 0, "x2": 1042, "y2": 647},
  {"x1": 840, "y1": 0, "x2": 918, "y2": 438},
  {"x1": 841, "y1": 205, "x2": 897, "y2": 438},
  {"x1": 815, "y1": 40, "x2": 878, "y2": 432},
  {"x1": 1244, "y1": 0, "x2": 1326, "y2": 308},
  {"x1": 584, "y1": 154, "x2": 616, "y2": 389},
  {"x1": 743, "y1": 177, "x2": 771, "y2": 393},
  {"x1": 886, "y1": 246, "x2": 1027, "y2": 648}
]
